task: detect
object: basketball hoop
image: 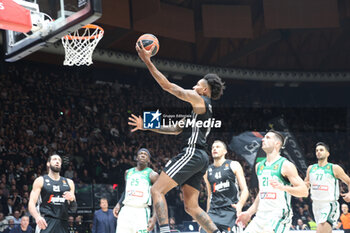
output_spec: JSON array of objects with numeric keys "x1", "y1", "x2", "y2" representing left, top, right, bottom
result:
[{"x1": 61, "y1": 24, "x2": 104, "y2": 66}]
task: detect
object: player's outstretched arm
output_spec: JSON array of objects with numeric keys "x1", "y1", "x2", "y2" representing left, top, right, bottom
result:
[
  {"x1": 128, "y1": 114, "x2": 183, "y2": 135},
  {"x1": 29, "y1": 177, "x2": 47, "y2": 230},
  {"x1": 231, "y1": 161, "x2": 249, "y2": 215},
  {"x1": 136, "y1": 42, "x2": 204, "y2": 110},
  {"x1": 271, "y1": 160, "x2": 308, "y2": 197},
  {"x1": 333, "y1": 164, "x2": 350, "y2": 202}
]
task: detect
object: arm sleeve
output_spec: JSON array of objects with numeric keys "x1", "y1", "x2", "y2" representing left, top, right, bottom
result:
[{"x1": 118, "y1": 191, "x2": 125, "y2": 205}]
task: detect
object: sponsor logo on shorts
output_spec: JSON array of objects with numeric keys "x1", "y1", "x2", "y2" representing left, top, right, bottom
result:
[
  {"x1": 260, "y1": 192, "x2": 277, "y2": 199},
  {"x1": 312, "y1": 184, "x2": 329, "y2": 191}
]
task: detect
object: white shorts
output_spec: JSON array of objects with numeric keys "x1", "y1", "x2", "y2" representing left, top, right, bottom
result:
[
  {"x1": 312, "y1": 201, "x2": 339, "y2": 227},
  {"x1": 116, "y1": 205, "x2": 150, "y2": 233},
  {"x1": 244, "y1": 211, "x2": 292, "y2": 233}
]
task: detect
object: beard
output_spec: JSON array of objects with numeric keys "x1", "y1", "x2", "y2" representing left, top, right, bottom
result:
[{"x1": 50, "y1": 164, "x2": 61, "y2": 173}]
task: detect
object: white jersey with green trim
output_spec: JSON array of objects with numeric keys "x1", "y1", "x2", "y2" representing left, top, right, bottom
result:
[
  {"x1": 309, "y1": 163, "x2": 339, "y2": 202},
  {"x1": 256, "y1": 157, "x2": 292, "y2": 216},
  {"x1": 123, "y1": 167, "x2": 153, "y2": 208}
]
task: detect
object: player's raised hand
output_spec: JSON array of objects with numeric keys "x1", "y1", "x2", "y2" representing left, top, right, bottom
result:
[
  {"x1": 113, "y1": 204, "x2": 120, "y2": 218},
  {"x1": 128, "y1": 114, "x2": 145, "y2": 132},
  {"x1": 147, "y1": 217, "x2": 156, "y2": 232},
  {"x1": 136, "y1": 41, "x2": 153, "y2": 64},
  {"x1": 341, "y1": 192, "x2": 350, "y2": 202},
  {"x1": 35, "y1": 216, "x2": 48, "y2": 230},
  {"x1": 236, "y1": 211, "x2": 251, "y2": 228}
]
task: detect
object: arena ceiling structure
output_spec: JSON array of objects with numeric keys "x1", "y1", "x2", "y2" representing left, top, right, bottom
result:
[{"x1": 3, "y1": 0, "x2": 350, "y2": 77}]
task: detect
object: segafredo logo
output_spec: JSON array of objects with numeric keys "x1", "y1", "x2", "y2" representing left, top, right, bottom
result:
[{"x1": 47, "y1": 195, "x2": 66, "y2": 205}]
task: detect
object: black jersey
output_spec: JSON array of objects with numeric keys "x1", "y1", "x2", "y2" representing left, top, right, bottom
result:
[
  {"x1": 38, "y1": 175, "x2": 71, "y2": 220},
  {"x1": 207, "y1": 160, "x2": 239, "y2": 209},
  {"x1": 182, "y1": 96, "x2": 213, "y2": 151}
]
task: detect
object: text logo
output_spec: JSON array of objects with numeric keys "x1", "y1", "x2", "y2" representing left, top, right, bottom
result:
[
  {"x1": 260, "y1": 192, "x2": 277, "y2": 199},
  {"x1": 0, "y1": 3, "x2": 4, "y2": 10},
  {"x1": 143, "y1": 110, "x2": 161, "y2": 129},
  {"x1": 312, "y1": 184, "x2": 329, "y2": 191}
]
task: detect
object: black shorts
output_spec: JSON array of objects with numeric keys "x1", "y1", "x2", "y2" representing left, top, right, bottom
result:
[
  {"x1": 163, "y1": 147, "x2": 209, "y2": 191},
  {"x1": 35, "y1": 217, "x2": 68, "y2": 233},
  {"x1": 200, "y1": 206, "x2": 238, "y2": 233}
]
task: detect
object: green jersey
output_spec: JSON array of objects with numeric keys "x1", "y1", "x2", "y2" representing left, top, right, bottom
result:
[
  {"x1": 123, "y1": 167, "x2": 153, "y2": 208},
  {"x1": 309, "y1": 163, "x2": 339, "y2": 202},
  {"x1": 256, "y1": 157, "x2": 292, "y2": 216}
]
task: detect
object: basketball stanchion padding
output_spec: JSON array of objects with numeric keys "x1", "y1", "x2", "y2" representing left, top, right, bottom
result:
[
  {"x1": 0, "y1": 0, "x2": 32, "y2": 32},
  {"x1": 61, "y1": 24, "x2": 104, "y2": 66}
]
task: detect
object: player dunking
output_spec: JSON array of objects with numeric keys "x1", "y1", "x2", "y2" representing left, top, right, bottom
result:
[
  {"x1": 304, "y1": 142, "x2": 350, "y2": 233},
  {"x1": 236, "y1": 130, "x2": 308, "y2": 233},
  {"x1": 29, "y1": 154, "x2": 77, "y2": 233},
  {"x1": 201, "y1": 140, "x2": 249, "y2": 233},
  {"x1": 129, "y1": 42, "x2": 225, "y2": 233}
]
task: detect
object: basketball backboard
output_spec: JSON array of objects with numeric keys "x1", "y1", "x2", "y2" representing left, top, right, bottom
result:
[{"x1": 3, "y1": 0, "x2": 102, "y2": 62}]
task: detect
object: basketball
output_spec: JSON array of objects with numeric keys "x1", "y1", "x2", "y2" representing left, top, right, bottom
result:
[{"x1": 137, "y1": 34, "x2": 159, "y2": 56}]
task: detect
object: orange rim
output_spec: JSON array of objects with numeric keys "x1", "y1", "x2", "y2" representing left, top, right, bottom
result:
[{"x1": 63, "y1": 24, "x2": 104, "y2": 40}]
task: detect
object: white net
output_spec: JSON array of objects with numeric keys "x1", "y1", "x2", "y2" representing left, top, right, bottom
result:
[{"x1": 61, "y1": 24, "x2": 104, "y2": 66}]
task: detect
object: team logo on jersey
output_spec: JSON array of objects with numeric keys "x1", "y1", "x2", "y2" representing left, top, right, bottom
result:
[
  {"x1": 273, "y1": 164, "x2": 279, "y2": 170},
  {"x1": 53, "y1": 185, "x2": 60, "y2": 192},
  {"x1": 312, "y1": 184, "x2": 329, "y2": 191},
  {"x1": 47, "y1": 195, "x2": 66, "y2": 204},
  {"x1": 45, "y1": 179, "x2": 50, "y2": 183},
  {"x1": 260, "y1": 192, "x2": 277, "y2": 199},
  {"x1": 326, "y1": 165, "x2": 330, "y2": 170},
  {"x1": 260, "y1": 165, "x2": 264, "y2": 171},
  {"x1": 143, "y1": 110, "x2": 161, "y2": 129}
]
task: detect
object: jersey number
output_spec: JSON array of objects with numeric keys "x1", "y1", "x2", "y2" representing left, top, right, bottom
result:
[
  {"x1": 131, "y1": 178, "x2": 139, "y2": 186},
  {"x1": 262, "y1": 177, "x2": 269, "y2": 186},
  {"x1": 215, "y1": 172, "x2": 222, "y2": 179},
  {"x1": 316, "y1": 174, "x2": 323, "y2": 181}
]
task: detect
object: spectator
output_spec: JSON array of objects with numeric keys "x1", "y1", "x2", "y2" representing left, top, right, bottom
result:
[
  {"x1": 64, "y1": 166, "x2": 74, "y2": 180},
  {"x1": 3, "y1": 199, "x2": 13, "y2": 216},
  {"x1": 12, "y1": 211, "x2": 21, "y2": 226},
  {"x1": 9, "y1": 216, "x2": 32, "y2": 233},
  {"x1": 68, "y1": 216, "x2": 77, "y2": 233},
  {"x1": 0, "y1": 212, "x2": 8, "y2": 233},
  {"x1": 92, "y1": 198, "x2": 116, "y2": 233},
  {"x1": 307, "y1": 216, "x2": 317, "y2": 231},
  {"x1": 75, "y1": 215, "x2": 88, "y2": 233},
  {"x1": 3, "y1": 219, "x2": 15, "y2": 233},
  {"x1": 338, "y1": 203, "x2": 350, "y2": 233},
  {"x1": 295, "y1": 219, "x2": 309, "y2": 230}
]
